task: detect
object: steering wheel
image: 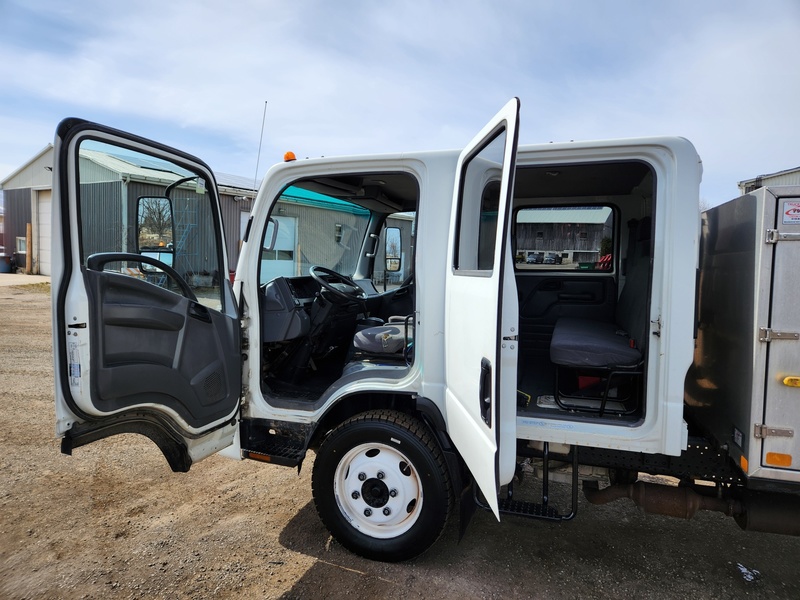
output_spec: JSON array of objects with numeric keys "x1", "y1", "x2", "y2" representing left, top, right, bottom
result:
[
  {"x1": 309, "y1": 265, "x2": 366, "y2": 305},
  {"x1": 86, "y1": 252, "x2": 198, "y2": 302}
]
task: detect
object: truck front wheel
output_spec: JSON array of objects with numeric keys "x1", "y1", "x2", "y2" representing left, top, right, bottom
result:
[{"x1": 311, "y1": 410, "x2": 453, "y2": 562}]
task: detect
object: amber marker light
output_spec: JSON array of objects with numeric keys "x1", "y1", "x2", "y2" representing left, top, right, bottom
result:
[
  {"x1": 740, "y1": 455, "x2": 748, "y2": 473},
  {"x1": 766, "y1": 452, "x2": 793, "y2": 468},
  {"x1": 243, "y1": 451, "x2": 272, "y2": 463},
  {"x1": 284, "y1": 151, "x2": 297, "y2": 162},
  {"x1": 783, "y1": 376, "x2": 800, "y2": 387}
]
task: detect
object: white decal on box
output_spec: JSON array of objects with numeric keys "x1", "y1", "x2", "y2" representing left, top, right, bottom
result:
[{"x1": 783, "y1": 200, "x2": 800, "y2": 225}]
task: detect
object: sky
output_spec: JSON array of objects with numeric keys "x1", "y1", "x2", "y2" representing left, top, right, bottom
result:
[{"x1": 1, "y1": 0, "x2": 798, "y2": 207}]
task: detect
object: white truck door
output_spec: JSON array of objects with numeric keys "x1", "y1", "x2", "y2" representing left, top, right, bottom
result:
[
  {"x1": 444, "y1": 98, "x2": 520, "y2": 518},
  {"x1": 51, "y1": 119, "x2": 240, "y2": 472},
  {"x1": 762, "y1": 193, "x2": 800, "y2": 473}
]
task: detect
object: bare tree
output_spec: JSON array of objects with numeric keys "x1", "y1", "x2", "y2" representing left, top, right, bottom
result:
[{"x1": 138, "y1": 198, "x2": 173, "y2": 245}]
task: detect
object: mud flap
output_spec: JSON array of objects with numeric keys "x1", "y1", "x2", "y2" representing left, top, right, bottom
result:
[{"x1": 458, "y1": 479, "x2": 479, "y2": 541}]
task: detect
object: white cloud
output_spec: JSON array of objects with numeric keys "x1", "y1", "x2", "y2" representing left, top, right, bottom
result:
[{"x1": 1, "y1": 0, "x2": 798, "y2": 205}]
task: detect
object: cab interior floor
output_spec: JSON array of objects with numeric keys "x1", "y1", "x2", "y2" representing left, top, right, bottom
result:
[
  {"x1": 516, "y1": 354, "x2": 555, "y2": 415},
  {"x1": 263, "y1": 367, "x2": 340, "y2": 400}
]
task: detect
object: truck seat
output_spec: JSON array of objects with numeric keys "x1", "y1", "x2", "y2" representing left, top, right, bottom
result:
[
  {"x1": 352, "y1": 315, "x2": 414, "y2": 362},
  {"x1": 548, "y1": 218, "x2": 651, "y2": 415}
]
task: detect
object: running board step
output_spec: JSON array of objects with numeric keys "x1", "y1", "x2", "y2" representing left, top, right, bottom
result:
[
  {"x1": 497, "y1": 498, "x2": 563, "y2": 520},
  {"x1": 243, "y1": 441, "x2": 305, "y2": 467},
  {"x1": 240, "y1": 418, "x2": 310, "y2": 468},
  {"x1": 475, "y1": 443, "x2": 580, "y2": 522}
]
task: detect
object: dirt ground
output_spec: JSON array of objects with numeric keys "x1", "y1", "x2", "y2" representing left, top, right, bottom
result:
[{"x1": 2, "y1": 283, "x2": 800, "y2": 599}]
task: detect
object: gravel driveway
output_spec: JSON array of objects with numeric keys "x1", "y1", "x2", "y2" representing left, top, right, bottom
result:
[{"x1": 2, "y1": 283, "x2": 799, "y2": 599}]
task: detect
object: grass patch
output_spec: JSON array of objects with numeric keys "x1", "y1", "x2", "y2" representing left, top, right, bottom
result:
[{"x1": 10, "y1": 283, "x2": 51, "y2": 294}]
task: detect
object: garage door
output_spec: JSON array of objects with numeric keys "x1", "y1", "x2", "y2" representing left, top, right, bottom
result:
[{"x1": 37, "y1": 189, "x2": 52, "y2": 276}]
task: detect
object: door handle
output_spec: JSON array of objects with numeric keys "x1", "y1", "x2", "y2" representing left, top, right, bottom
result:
[{"x1": 479, "y1": 358, "x2": 492, "y2": 427}]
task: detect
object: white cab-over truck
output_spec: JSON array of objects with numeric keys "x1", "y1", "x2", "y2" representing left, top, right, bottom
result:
[{"x1": 52, "y1": 99, "x2": 800, "y2": 561}]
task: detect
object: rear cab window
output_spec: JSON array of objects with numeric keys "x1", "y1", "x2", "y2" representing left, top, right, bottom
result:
[{"x1": 514, "y1": 205, "x2": 615, "y2": 272}]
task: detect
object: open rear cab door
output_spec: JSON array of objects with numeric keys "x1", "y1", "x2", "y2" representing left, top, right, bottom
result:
[
  {"x1": 444, "y1": 98, "x2": 520, "y2": 517},
  {"x1": 51, "y1": 119, "x2": 241, "y2": 472}
]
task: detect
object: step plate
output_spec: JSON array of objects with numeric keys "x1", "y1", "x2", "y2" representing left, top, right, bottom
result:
[
  {"x1": 497, "y1": 498, "x2": 563, "y2": 520},
  {"x1": 243, "y1": 440, "x2": 305, "y2": 468}
]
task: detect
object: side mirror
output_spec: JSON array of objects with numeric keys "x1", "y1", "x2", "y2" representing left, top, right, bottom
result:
[
  {"x1": 137, "y1": 196, "x2": 175, "y2": 269},
  {"x1": 264, "y1": 217, "x2": 279, "y2": 251},
  {"x1": 385, "y1": 227, "x2": 401, "y2": 272}
]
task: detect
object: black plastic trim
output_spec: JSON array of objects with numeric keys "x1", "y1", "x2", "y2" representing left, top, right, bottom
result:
[{"x1": 60, "y1": 413, "x2": 193, "y2": 472}]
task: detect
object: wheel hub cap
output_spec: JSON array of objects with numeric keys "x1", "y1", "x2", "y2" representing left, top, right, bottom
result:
[{"x1": 333, "y1": 443, "x2": 423, "y2": 539}]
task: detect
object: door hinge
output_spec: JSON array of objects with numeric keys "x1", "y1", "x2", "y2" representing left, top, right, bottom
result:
[
  {"x1": 754, "y1": 424, "x2": 794, "y2": 439},
  {"x1": 759, "y1": 327, "x2": 800, "y2": 342},
  {"x1": 766, "y1": 229, "x2": 800, "y2": 244},
  {"x1": 651, "y1": 316, "x2": 662, "y2": 337}
]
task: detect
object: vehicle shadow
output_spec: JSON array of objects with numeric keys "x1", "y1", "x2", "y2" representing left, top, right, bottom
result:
[
  {"x1": 276, "y1": 500, "x2": 483, "y2": 599},
  {"x1": 276, "y1": 487, "x2": 800, "y2": 599}
]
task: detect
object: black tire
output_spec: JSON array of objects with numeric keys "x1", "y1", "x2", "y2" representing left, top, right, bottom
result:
[{"x1": 311, "y1": 409, "x2": 453, "y2": 562}]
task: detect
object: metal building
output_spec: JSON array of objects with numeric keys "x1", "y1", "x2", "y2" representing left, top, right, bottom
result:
[
  {"x1": 1, "y1": 146, "x2": 415, "y2": 283},
  {"x1": 0, "y1": 145, "x2": 258, "y2": 276},
  {"x1": 739, "y1": 165, "x2": 800, "y2": 194}
]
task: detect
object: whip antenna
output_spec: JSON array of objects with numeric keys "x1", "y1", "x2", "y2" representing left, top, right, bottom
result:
[{"x1": 253, "y1": 100, "x2": 268, "y2": 193}]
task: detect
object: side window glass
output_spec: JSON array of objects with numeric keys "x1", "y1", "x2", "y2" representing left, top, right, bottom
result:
[
  {"x1": 77, "y1": 139, "x2": 224, "y2": 310},
  {"x1": 454, "y1": 130, "x2": 506, "y2": 272},
  {"x1": 514, "y1": 206, "x2": 614, "y2": 271},
  {"x1": 374, "y1": 211, "x2": 415, "y2": 291},
  {"x1": 260, "y1": 216, "x2": 298, "y2": 282}
]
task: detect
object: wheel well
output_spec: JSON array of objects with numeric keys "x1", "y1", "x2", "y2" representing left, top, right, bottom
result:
[
  {"x1": 309, "y1": 392, "x2": 446, "y2": 450},
  {"x1": 298, "y1": 393, "x2": 477, "y2": 546},
  {"x1": 307, "y1": 392, "x2": 466, "y2": 495}
]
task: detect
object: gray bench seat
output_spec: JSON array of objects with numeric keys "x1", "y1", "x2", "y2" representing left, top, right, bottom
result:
[{"x1": 549, "y1": 317, "x2": 641, "y2": 368}]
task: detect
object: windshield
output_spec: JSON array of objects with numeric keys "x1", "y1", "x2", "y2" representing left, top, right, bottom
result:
[{"x1": 259, "y1": 185, "x2": 371, "y2": 283}]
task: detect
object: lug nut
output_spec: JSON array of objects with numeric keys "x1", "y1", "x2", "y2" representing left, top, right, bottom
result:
[
  {"x1": 364, "y1": 508, "x2": 372, "y2": 517},
  {"x1": 377, "y1": 471, "x2": 385, "y2": 480},
  {"x1": 351, "y1": 491, "x2": 360, "y2": 499},
  {"x1": 389, "y1": 489, "x2": 398, "y2": 497},
  {"x1": 358, "y1": 472, "x2": 367, "y2": 481},
  {"x1": 383, "y1": 507, "x2": 391, "y2": 516}
]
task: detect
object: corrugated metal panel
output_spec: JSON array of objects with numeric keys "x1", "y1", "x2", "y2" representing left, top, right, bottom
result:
[
  {"x1": 762, "y1": 172, "x2": 800, "y2": 187},
  {"x1": 76, "y1": 179, "x2": 225, "y2": 280},
  {"x1": 172, "y1": 195, "x2": 222, "y2": 279},
  {"x1": 3, "y1": 189, "x2": 32, "y2": 255},
  {"x1": 78, "y1": 155, "x2": 123, "y2": 184},
  {"x1": 739, "y1": 167, "x2": 800, "y2": 194},
  {"x1": 127, "y1": 181, "x2": 222, "y2": 278},
  {"x1": 516, "y1": 222, "x2": 609, "y2": 252},
  {"x1": 273, "y1": 204, "x2": 366, "y2": 275},
  {"x1": 80, "y1": 150, "x2": 187, "y2": 185},
  {"x1": 79, "y1": 182, "x2": 124, "y2": 260}
]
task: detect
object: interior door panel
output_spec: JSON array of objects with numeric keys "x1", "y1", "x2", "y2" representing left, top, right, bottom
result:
[{"x1": 86, "y1": 270, "x2": 239, "y2": 429}]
